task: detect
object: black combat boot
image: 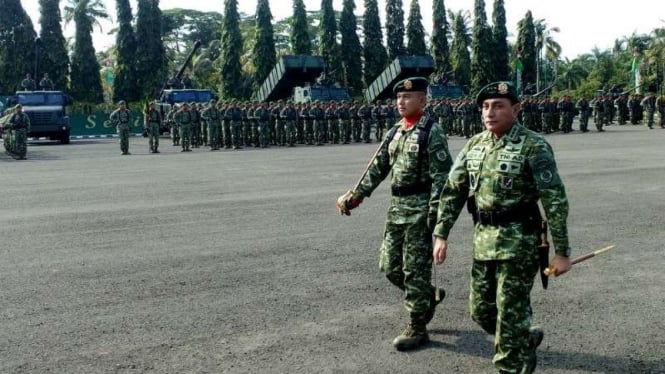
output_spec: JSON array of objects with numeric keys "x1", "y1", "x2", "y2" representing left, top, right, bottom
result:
[
  {"x1": 392, "y1": 317, "x2": 429, "y2": 351},
  {"x1": 520, "y1": 326, "x2": 544, "y2": 374}
]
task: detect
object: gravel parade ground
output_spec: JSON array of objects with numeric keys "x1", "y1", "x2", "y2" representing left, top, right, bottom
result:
[{"x1": 1, "y1": 125, "x2": 664, "y2": 373}]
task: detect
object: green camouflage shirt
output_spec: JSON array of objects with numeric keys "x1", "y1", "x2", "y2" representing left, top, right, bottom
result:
[
  {"x1": 110, "y1": 109, "x2": 131, "y2": 130},
  {"x1": 433, "y1": 122, "x2": 570, "y2": 259},
  {"x1": 355, "y1": 115, "x2": 453, "y2": 223}
]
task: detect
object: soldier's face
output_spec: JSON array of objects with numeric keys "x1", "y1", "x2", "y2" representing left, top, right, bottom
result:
[
  {"x1": 481, "y1": 98, "x2": 520, "y2": 137},
  {"x1": 396, "y1": 92, "x2": 426, "y2": 117}
]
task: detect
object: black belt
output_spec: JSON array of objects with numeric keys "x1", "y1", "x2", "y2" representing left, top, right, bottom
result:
[{"x1": 391, "y1": 184, "x2": 430, "y2": 197}]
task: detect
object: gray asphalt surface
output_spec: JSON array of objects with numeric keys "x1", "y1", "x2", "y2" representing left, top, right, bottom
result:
[{"x1": 1, "y1": 125, "x2": 664, "y2": 374}]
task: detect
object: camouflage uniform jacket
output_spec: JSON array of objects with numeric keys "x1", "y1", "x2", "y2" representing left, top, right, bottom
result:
[
  {"x1": 433, "y1": 122, "x2": 570, "y2": 259},
  {"x1": 355, "y1": 115, "x2": 453, "y2": 221},
  {"x1": 201, "y1": 107, "x2": 222, "y2": 124},
  {"x1": 110, "y1": 109, "x2": 131, "y2": 130}
]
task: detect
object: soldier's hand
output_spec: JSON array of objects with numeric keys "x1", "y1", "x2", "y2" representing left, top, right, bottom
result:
[
  {"x1": 433, "y1": 236, "x2": 448, "y2": 265},
  {"x1": 336, "y1": 190, "x2": 361, "y2": 216},
  {"x1": 548, "y1": 255, "x2": 572, "y2": 277}
]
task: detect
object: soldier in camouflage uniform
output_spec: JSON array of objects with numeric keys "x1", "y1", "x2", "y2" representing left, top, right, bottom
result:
[
  {"x1": 350, "y1": 100, "x2": 362, "y2": 142},
  {"x1": 656, "y1": 94, "x2": 665, "y2": 129},
  {"x1": 199, "y1": 103, "x2": 208, "y2": 146},
  {"x1": 337, "y1": 77, "x2": 453, "y2": 351},
  {"x1": 300, "y1": 102, "x2": 314, "y2": 145},
  {"x1": 226, "y1": 100, "x2": 244, "y2": 149},
  {"x1": 310, "y1": 101, "x2": 326, "y2": 146},
  {"x1": 175, "y1": 102, "x2": 193, "y2": 152},
  {"x1": 358, "y1": 101, "x2": 373, "y2": 143},
  {"x1": 5, "y1": 104, "x2": 31, "y2": 159},
  {"x1": 190, "y1": 102, "x2": 201, "y2": 148},
  {"x1": 201, "y1": 99, "x2": 222, "y2": 151},
  {"x1": 641, "y1": 93, "x2": 656, "y2": 129},
  {"x1": 144, "y1": 101, "x2": 162, "y2": 153},
  {"x1": 110, "y1": 100, "x2": 132, "y2": 155},
  {"x1": 372, "y1": 100, "x2": 385, "y2": 141},
  {"x1": 614, "y1": 95, "x2": 629, "y2": 125},
  {"x1": 628, "y1": 94, "x2": 641, "y2": 124},
  {"x1": 325, "y1": 101, "x2": 339, "y2": 144},
  {"x1": 557, "y1": 95, "x2": 574, "y2": 133},
  {"x1": 167, "y1": 104, "x2": 180, "y2": 146},
  {"x1": 382, "y1": 99, "x2": 397, "y2": 140},
  {"x1": 254, "y1": 102, "x2": 271, "y2": 148},
  {"x1": 576, "y1": 96, "x2": 591, "y2": 132},
  {"x1": 433, "y1": 81, "x2": 572, "y2": 374},
  {"x1": 281, "y1": 101, "x2": 298, "y2": 147},
  {"x1": 337, "y1": 100, "x2": 352, "y2": 144}
]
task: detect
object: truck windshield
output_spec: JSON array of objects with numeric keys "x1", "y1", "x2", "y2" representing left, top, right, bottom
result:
[{"x1": 18, "y1": 93, "x2": 65, "y2": 106}]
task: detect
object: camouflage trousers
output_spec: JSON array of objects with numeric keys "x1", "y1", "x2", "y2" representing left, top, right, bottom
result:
[
  {"x1": 171, "y1": 124, "x2": 180, "y2": 145},
  {"x1": 223, "y1": 121, "x2": 232, "y2": 148},
  {"x1": 208, "y1": 123, "x2": 222, "y2": 149},
  {"x1": 352, "y1": 119, "x2": 362, "y2": 142},
  {"x1": 361, "y1": 119, "x2": 372, "y2": 142},
  {"x1": 328, "y1": 120, "x2": 339, "y2": 144},
  {"x1": 117, "y1": 126, "x2": 130, "y2": 153},
  {"x1": 378, "y1": 213, "x2": 433, "y2": 317},
  {"x1": 284, "y1": 120, "x2": 296, "y2": 146},
  {"x1": 304, "y1": 119, "x2": 314, "y2": 144},
  {"x1": 191, "y1": 122, "x2": 201, "y2": 147},
  {"x1": 148, "y1": 123, "x2": 160, "y2": 152},
  {"x1": 180, "y1": 123, "x2": 192, "y2": 150},
  {"x1": 470, "y1": 252, "x2": 538, "y2": 372},
  {"x1": 258, "y1": 121, "x2": 270, "y2": 147},
  {"x1": 340, "y1": 119, "x2": 351, "y2": 143},
  {"x1": 314, "y1": 119, "x2": 326, "y2": 145},
  {"x1": 231, "y1": 121, "x2": 243, "y2": 148},
  {"x1": 7, "y1": 128, "x2": 27, "y2": 158},
  {"x1": 580, "y1": 112, "x2": 590, "y2": 131},
  {"x1": 201, "y1": 121, "x2": 208, "y2": 146}
]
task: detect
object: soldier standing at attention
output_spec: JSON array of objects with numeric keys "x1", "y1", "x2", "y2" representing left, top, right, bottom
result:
[
  {"x1": 167, "y1": 104, "x2": 180, "y2": 146},
  {"x1": 358, "y1": 101, "x2": 373, "y2": 143},
  {"x1": 281, "y1": 101, "x2": 298, "y2": 147},
  {"x1": 372, "y1": 99, "x2": 385, "y2": 141},
  {"x1": 110, "y1": 100, "x2": 132, "y2": 155},
  {"x1": 336, "y1": 77, "x2": 453, "y2": 351},
  {"x1": 576, "y1": 96, "x2": 591, "y2": 132},
  {"x1": 337, "y1": 100, "x2": 352, "y2": 144},
  {"x1": 641, "y1": 93, "x2": 656, "y2": 129},
  {"x1": 325, "y1": 101, "x2": 339, "y2": 144},
  {"x1": 176, "y1": 102, "x2": 193, "y2": 152},
  {"x1": 39, "y1": 73, "x2": 54, "y2": 90},
  {"x1": 6, "y1": 104, "x2": 31, "y2": 159},
  {"x1": 432, "y1": 81, "x2": 572, "y2": 374},
  {"x1": 310, "y1": 101, "x2": 325, "y2": 146},
  {"x1": 145, "y1": 101, "x2": 162, "y2": 153},
  {"x1": 201, "y1": 99, "x2": 222, "y2": 151},
  {"x1": 20, "y1": 73, "x2": 36, "y2": 91}
]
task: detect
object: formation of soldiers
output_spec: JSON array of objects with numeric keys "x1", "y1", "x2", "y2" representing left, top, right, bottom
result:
[{"x1": 112, "y1": 92, "x2": 665, "y2": 155}]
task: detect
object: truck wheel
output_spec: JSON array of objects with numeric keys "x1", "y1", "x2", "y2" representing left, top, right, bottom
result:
[{"x1": 60, "y1": 130, "x2": 70, "y2": 144}]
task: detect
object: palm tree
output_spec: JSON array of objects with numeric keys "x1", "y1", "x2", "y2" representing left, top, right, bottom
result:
[
  {"x1": 63, "y1": 0, "x2": 110, "y2": 33},
  {"x1": 556, "y1": 57, "x2": 589, "y2": 91},
  {"x1": 534, "y1": 19, "x2": 560, "y2": 90}
]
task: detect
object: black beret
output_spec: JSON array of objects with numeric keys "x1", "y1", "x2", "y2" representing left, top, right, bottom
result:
[
  {"x1": 393, "y1": 77, "x2": 428, "y2": 94},
  {"x1": 476, "y1": 81, "x2": 519, "y2": 106}
]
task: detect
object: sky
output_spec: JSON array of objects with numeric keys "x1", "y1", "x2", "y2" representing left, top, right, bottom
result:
[{"x1": 21, "y1": 0, "x2": 664, "y2": 60}]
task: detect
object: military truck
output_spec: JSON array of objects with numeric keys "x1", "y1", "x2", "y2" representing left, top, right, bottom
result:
[
  {"x1": 155, "y1": 40, "x2": 216, "y2": 134},
  {"x1": 292, "y1": 84, "x2": 352, "y2": 104},
  {"x1": 6, "y1": 91, "x2": 73, "y2": 144}
]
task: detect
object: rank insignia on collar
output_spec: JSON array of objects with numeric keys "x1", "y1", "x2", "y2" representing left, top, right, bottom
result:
[
  {"x1": 404, "y1": 80, "x2": 413, "y2": 90},
  {"x1": 498, "y1": 82, "x2": 509, "y2": 94}
]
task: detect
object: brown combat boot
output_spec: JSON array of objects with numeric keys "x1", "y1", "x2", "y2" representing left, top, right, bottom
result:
[
  {"x1": 423, "y1": 287, "x2": 446, "y2": 325},
  {"x1": 392, "y1": 319, "x2": 429, "y2": 351}
]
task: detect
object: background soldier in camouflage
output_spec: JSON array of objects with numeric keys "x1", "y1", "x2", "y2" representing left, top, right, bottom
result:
[
  {"x1": 201, "y1": 99, "x2": 222, "y2": 151},
  {"x1": 337, "y1": 77, "x2": 453, "y2": 352},
  {"x1": 110, "y1": 100, "x2": 132, "y2": 155},
  {"x1": 20, "y1": 73, "x2": 36, "y2": 91},
  {"x1": 167, "y1": 104, "x2": 180, "y2": 146},
  {"x1": 372, "y1": 100, "x2": 385, "y2": 141},
  {"x1": 220, "y1": 102, "x2": 232, "y2": 149},
  {"x1": 281, "y1": 101, "x2": 298, "y2": 147},
  {"x1": 358, "y1": 101, "x2": 373, "y2": 143},
  {"x1": 300, "y1": 102, "x2": 313, "y2": 145},
  {"x1": 5, "y1": 104, "x2": 31, "y2": 159},
  {"x1": 190, "y1": 102, "x2": 201, "y2": 148},
  {"x1": 254, "y1": 102, "x2": 271, "y2": 148},
  {"x1": 656, "y1": 94, "x2": 665, "y2": 129},
  {"x1": 325, "y1": 101, "x2": 339, "y2": 144},
  {"x1": 337, "y1": 101, "x2": 352, "y2": 144},
  {"x1": 39, "y1": 73, "x2": 54, "y2": 91},
  {"x1": 641, "y1": 93, "x2": 656, "y2": 129},
  {"x1": 176, "y1": 102, "x2": 193, "y2": 152},
  {"x1": 433, "y1": 81, "x2": 572, "y2": 374},
  {"x1": 628, "y1": 94, "x2": 641, "y2": 124},
  {"x1": 274, "y1": 100, "x2": 286, "y2": 146},
  {"x1": 350, "y1": 100, "x2": 362, "y2": 142},
  {"x1": 145, "y1": 101, "x2": 162, "y2": 153},
  {"x1": 226, "y1": 100, "x2": 244, "y2": 149},
  {"x1": 558, "y1": 95, "x2": 574, "y2": 133},
  {"x1": 576, "y1": 96, "x2": 591, "y2": 132},
  {"x1": 614, "y1": 95, "x2": 629, "y2": 125},
  {"x1": 199, "y1": 103, "x2": 208, "y2": 146}
]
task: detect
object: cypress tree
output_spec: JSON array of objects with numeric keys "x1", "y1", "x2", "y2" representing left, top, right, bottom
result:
[
  {"x1": 113, "y1": 0, "x2": 138, "y2": 102},
  {"x1": 470, "y1": 0, "x2": 494, "y2": 92},
  {"x1": 386, "y1": 0, "x2": 405, "y2": 59},
  {"x1": 362, "y1": 0, "x2": 387, "y2": 85},
  {"x1": 339, "y1": 0, "x2": 363, "y2": 94},
  {"x1": 319, "y1": 0, "x2": 342, "y2": 83},
  {"x1": 516, "y1": 11, "x2": 537, "y2": 92},
  {"x1": 449, "y1": 10, "x2": 471, "y2": 90},
  {"x1": 219, "y1": 0, "x2": 244, "y2": 99},
  {"x1": 431, "y1": 0, "x2": 451, "y2": 74},
  {"x1": 38, "y1": 0, "x2": 69, "y2": 91},
  {"x1": 68, "y1": 0, "x2": 106, "y2": 103},
  {"x1": 252, "y1": 0, "x2": 277, "y2": 87},
  {"x1": 290, "y1": 0, "x2": 311, "y2": 55},
  {"x1": 492, "y1": 0, "x2": 510, "y2": 81},
  {"x1": 135, "y1": 0, "x2": 166, "y2": 99},
  {"x1": 0, "y1": 0, "x2": 37, "y2": 93},
  {"x1": 406, "y1": 0, "x2": 426, "y2": 55}
]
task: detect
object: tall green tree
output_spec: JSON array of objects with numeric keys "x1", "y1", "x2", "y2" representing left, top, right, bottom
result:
[
  {"x1": 470, "y1": 0, "x2": 494, "y2": 92},
  {"x1": 492, "y1": 0, "x2": 510, "y2": 81},
  {"x1": 534, "y1": 18, "x2": 561, "y2": 90},
  {"x1": 64, "y1": 0, "x2": 108, "y2": 102},
  {"x1": 290, "y1": 0, "x2": 311, "y2": 55},
  {"x1": 406, "y1": 0, "x2": 426, "y2": 55},
  {"x1": 38, "y1": 0, "x2": 69, "y2": 91},
  {"x1": 113, "y1": 0, "x2": 138, "y2": 102},
  {"x1": 449, "y1": 10, "x2": 471, "y2": 90},
  {"x1": 319, "y1": 0, "x2": 342, "y2": 83},
  {"x1": 0, "y1": 0, "x2": 37, "y2": 93},
  {"x1": 135, "y1": 0, "x2": 165, "y2": 99},
  {"x1": 219, "y1": 0, "x2": 244, "y2": 99},
  {"x1": 362, "y1": 0, "x2": 387, "y2": 85},
  {"x1": 339, "y1": 0, "x2": 363, "y2": 94},
  {"x1": 252, "y1": 0, "x2": 277, "y2": 88},
  {"x1": 430, "y1": 0, "x2": 450, "y2": 74},
  {"x1": 516, "y1": 11, "x2": 537, "y2": 93},
  {"x1": 386, "y1": 0, "x2": 405, "y2": 59}
]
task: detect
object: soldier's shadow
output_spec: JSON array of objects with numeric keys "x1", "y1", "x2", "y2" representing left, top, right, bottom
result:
[{"x1": 426, "y1": 328, "x2": 665, "y2": 374}]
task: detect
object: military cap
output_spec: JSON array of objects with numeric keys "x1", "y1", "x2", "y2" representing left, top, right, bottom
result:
[
  {"x1": 209, "y1": 99, "x2": 217, "y2": 104},
  {"x1": 476, "y1": 81, "x2": 519, "y2": 106},
  {"x1": 117, "y1": 100, "x2": 126, "y2": 105},
  {"x1": 393, "y1": 77, "x2": 428, "y2": 94}
]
